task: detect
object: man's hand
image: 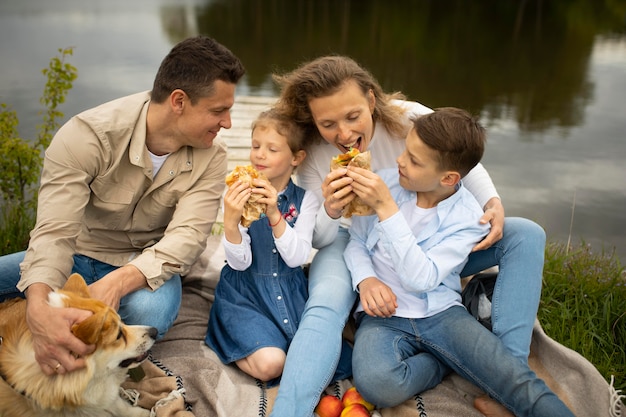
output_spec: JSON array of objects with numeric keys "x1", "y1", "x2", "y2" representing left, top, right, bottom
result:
[
  {"x1": 357, "y1": 277, "x2": 398, "y2": 317},
  {"x1": 25, "y1": 283, "x2": 94, "y2": 375},
  {"x1": 88, "y1": 264, "x2": 147, "y2": 310},
  {"x1": 473, "y1": 197, "x2": 505, "y2": 252}
]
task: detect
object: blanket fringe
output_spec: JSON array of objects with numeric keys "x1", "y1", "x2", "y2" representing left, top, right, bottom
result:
[
  {"x1": 610, "y1": 375, "x2": 625, "y2": 417},
  {"x1": 119, "y1": 387, "x2": 141, "y2": 406},
  {"x1": 150, "y1": 388, "x2": 187, "y2": 417}
]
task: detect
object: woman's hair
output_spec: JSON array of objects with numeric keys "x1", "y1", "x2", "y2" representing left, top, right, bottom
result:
[
  {"x1": 412, "y1": 107, "x2": 486, "y2": 178},
  {"x1": 252, "y1": 107, "x2": 306, "y2": 155},
  {"x1": 273, "y1": 55, "x2": 409, "y2": 145},
  {"x1": 151, "y1": 36, "x2": 245, "y2": 104}
]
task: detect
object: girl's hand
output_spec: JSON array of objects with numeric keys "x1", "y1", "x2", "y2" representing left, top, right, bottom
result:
[
  {"x1": 251, "y1": 178, "x2": 280, "y2": 222},
  {"x1": 251, "y1": 179, "x2": 288, "y2": 237},
  {"x1": 321, "y1": 168, "x2": 356, "y2": 219},
  {"x1": 473, "y1": 197, "x2": 504, "y2": 252},
  {"x1": 223, "y1": 181, "x2": 251, "y2": 242},
  {"x1": 357, "y1": 277, "x2": 398, "y2": 317},
  {"x1": 346, "y1": 166, "x2": 398, "y2": 221}
]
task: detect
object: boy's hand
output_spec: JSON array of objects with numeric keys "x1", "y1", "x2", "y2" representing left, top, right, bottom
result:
[
  {"x1": 346, "y1": 166, "x2": 398, "y2": 221},
  {"x1": 358, "y1": 277, "x2": 398, "y2": 317}
]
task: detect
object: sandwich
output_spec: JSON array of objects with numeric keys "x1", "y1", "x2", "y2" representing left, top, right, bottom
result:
[
  {"x1": 330, "y1": 149, "x2": 375, "y2": 218},
  {"x1": 225, "y1": 165, "x2": 268, "y2": 227}
]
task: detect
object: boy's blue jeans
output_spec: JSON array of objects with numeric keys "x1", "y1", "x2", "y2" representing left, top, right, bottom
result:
[
  {"x1": 270, "y1": 217, "x2": 546, "y2": 417},
  {"x1": 0, "y1": 252, "x2": 181, "y2": 340},
  {"x1": 352, "y1": 307, "x2": 574, "y2": 416}
]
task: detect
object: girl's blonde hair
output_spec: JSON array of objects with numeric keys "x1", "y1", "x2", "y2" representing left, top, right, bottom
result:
[{"x1": 252, "y1": 107, "x2": 306, "y2": 155}]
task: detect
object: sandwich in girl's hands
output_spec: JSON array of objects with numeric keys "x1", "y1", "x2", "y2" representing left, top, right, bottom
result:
[
  {"x1": 330, "y1": 149, "x2": 375, "y2": 217},
  {"x1": 225, "y1": 165, "x2": 268, "y2": 227}
]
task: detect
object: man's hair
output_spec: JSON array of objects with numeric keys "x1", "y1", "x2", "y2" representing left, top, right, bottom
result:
[
  {"x1": 151, "y1": 36, "x2": 245, "y2": 104},
  {"x1": 412, "y1": 107, "x2": 486, "y2": 178},
  {"x1": 252, "y1": 107, "x2": 306, "y2": 155}
]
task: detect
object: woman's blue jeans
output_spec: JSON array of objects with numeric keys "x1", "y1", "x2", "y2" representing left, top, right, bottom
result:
[
  {"x1": 352, "y1": 307, "x2": 573, "y2": 416},
  {"x1": 269, "y1": 217, "x2": 545, "y2": 417},
  {"x1": 0, "y1": 252, "x2": 181, "y2": 340}
]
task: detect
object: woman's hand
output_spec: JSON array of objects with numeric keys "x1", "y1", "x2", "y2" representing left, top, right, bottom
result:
[
  {"x1": 358, "y1": 277, "x2": 398, "y2": 317},
  {"x1": 321, "y1": 168, "x2": 356, "y2": 219},
  {"x1": 473, "y1": 197, "x2": 505, "y2": 252}
]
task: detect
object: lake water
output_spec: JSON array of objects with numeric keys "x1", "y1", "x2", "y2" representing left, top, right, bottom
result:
[{"x1": 1, "y1": 0, "x2": 625, "y2": 264}]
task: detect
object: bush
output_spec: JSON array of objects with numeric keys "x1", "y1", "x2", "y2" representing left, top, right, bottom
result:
[{"x1": 0, "y1": 47, "x2": 77, "y2": 253}]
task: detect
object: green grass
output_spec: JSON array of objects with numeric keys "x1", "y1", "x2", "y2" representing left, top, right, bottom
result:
[{"x1": 539, "y1": 241, "x2": 625, "y2": 395}]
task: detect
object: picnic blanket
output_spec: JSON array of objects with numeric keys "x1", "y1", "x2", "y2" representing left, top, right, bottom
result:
[{"x1": 124, "y1": 234, "x2": 625, "y2": 417}]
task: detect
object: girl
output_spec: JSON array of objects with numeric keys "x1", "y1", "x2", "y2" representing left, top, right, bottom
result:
[{"x1": 205, "y1": 108, "x2": 317, "y2": 386}]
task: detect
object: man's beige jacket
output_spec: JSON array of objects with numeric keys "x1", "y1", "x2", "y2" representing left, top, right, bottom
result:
[{"x1": 18, "y1": 91, "x2": 227, "y2": 291}]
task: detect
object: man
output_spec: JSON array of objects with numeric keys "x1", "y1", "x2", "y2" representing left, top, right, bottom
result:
[{"x1": 0, "y1": 35, "x2": 245, "y2": 375}]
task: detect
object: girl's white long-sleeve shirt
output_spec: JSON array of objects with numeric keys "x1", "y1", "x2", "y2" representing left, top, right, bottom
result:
[{"x1": 222, "y1": 189, "x2": 319, "y2": 270}]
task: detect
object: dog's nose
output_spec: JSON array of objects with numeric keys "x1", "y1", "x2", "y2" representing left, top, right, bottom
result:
[{"x1": 148, "y1": 327, "x2": 158, "y2": 340}]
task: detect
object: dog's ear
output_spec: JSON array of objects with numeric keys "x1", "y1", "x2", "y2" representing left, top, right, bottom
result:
[
  {"x1": 63, "y1": 273, "x2": 91, "y2": 298},
  {"x1": 71, "y1": 308, "x2": 110, "y2": 345}
]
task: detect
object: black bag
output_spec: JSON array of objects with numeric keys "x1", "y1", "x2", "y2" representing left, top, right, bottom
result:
[{"x1": 461, "y1": 272, "x2": 498, "y2": 330}]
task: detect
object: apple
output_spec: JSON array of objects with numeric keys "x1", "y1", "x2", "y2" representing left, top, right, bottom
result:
[
  {"x1": 341, "y1": 387, "x2": 375, "y2": 412},
  {"x1": 340, "y1": 403, "x2": 370, "y2": 417},
  {"x1": 315, "y1": 394, "x2": 344, "y2": 417}
]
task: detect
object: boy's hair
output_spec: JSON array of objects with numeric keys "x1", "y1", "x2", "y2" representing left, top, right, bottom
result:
[
  {"x1": 151, "y1": 36, "x2": 245, "y2": 104},
  {"x1": 252, "y1": 107, "x2": 306, "y2": 155},
  {"x1": 412, "y1": 107, "x2": 486, "y2": 178},
  {"x1": 273, "y1": 55, "x2": 409, "y2": 146}
]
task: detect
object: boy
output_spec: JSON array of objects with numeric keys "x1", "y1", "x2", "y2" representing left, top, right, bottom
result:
[{"x1": 343, "y1": 108, "x2": 573, "y2": 417}]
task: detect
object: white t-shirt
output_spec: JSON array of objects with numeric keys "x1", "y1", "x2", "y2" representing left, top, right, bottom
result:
[{"x1": 149, "y1": 151, "x2": 170, "y2": 179}]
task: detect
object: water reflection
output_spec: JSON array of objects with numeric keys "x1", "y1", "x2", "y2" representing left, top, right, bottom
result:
[
  {"x1": 196, "y1": 0, "x2": 620, "y2": 131},
  {"x1": 0, "y1": 0, "x2": 625, "y2": 262}
]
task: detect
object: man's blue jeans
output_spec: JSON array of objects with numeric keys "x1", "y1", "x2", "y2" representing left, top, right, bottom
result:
[
  {"x1": 0, "y1": 251, "x2": 181, "y2": 339},
  {"x1": 352, "y1": 307, "x2": 573, "y2": 417},
  {"x1": 269, "y1": 217, "x2": 545, "y2": 417}
]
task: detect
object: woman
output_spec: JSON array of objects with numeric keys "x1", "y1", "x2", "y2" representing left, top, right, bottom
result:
[{"x1": 269, "y1": 56, "x2": 545, "y2": 417}]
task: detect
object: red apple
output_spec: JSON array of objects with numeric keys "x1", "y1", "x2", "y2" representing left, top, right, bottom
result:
[
  {"x1": 315, "y1": 394, "x2": 344, "y2": 417},
  {"x1": 341, "y1": 386, "x2": 375, "y2": 412},
  {"x1": 340, "y1": 403, "x2": 370, "y2": 417}
]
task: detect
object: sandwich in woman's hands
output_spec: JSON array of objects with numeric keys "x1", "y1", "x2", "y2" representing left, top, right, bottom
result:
[
  {"x1": 330, "y1": 149, "x2": 375, "y2": 218},
  {"x1": 225, "y1": 165, "x2": 268, "y2": 227}
]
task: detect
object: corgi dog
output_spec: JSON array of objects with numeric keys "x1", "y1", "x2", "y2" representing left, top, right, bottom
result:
[{"x1": 0, "y1": 273, "x2": 156, "y2": 417}]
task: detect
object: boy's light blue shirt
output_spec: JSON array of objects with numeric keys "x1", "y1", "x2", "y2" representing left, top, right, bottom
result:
[{"x1": 345, "y1": 168, "x2": 490, "y2": 318}]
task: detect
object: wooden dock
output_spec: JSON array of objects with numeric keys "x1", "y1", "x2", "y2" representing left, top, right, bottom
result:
[{"x1": 217, "y1": 95, "x2": 277, "y2": 170}]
